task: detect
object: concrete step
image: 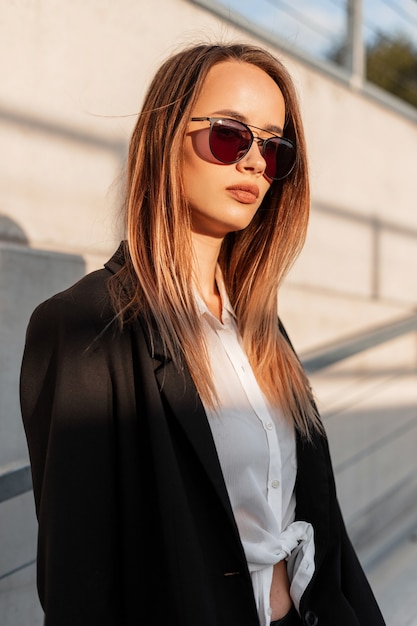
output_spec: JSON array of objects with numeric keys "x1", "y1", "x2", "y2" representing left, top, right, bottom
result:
[
  {"x1": 366, "y1": 526, "x2": 417, "y2": 626},
  {"x1": 308, "y1": 347, "x2": 417, "y2": 626}
]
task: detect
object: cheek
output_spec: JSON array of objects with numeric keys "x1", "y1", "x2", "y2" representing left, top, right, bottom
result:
[{"x1": 189, "y1": 128, "x2": 220, "y2": 165}]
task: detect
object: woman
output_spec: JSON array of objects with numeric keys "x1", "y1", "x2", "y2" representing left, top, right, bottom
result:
[{"x1": 20, "y1": 43, "x2": 385, "y2": 626}]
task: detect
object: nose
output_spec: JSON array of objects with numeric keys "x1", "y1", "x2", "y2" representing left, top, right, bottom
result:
[{"x1": 236, "y1": 138, "x2": 267, "y2": 177}]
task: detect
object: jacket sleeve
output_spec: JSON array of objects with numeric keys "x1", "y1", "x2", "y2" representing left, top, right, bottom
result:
[
  {"x1": 20, "y1": 293, "x2": 121, "y2": 625},
  {"x1": 296, "y1": 421, "x2": 386, "y2": 625},
  {"x1": 279, "y1": 319, "x2": 386, "y2": 625}
]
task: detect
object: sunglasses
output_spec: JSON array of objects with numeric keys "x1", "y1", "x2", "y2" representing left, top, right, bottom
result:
[{"x1": 190, "y1": 117, "x2": 296, "y2": 181}]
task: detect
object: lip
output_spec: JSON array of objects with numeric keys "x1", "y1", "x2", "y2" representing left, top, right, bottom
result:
[{"x1": 226, "y1": 184, "x2": 260, "y2": 204}]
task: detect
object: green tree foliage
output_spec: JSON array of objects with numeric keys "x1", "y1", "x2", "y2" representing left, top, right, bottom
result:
[
  {"x1": 327, "y1": 32, "x2": 417, "y2": 109},
  {"x1": 366, "y1": 32, "x2": 417, "y2": 108}
]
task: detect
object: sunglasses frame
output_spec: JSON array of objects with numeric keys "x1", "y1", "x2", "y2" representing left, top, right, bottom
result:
[{"x1": 190, "y1": 116, "x2": 296, "y2": 181}]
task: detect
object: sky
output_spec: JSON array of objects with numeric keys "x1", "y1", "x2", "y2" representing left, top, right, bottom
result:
[{"x1": 196, "y1": 0, "x2": 417, "y2": 62}]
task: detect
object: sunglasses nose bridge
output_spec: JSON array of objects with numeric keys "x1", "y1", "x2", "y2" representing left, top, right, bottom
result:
[
  {"x1": 238, "y1": 134, "x2": 270, "y2": 179},
  {"x1": 246, "y1": 135, "x2": 270, "y2": 165},
  {"x1": 253, "y1": 135, "x2": 267, "y2": 155}
]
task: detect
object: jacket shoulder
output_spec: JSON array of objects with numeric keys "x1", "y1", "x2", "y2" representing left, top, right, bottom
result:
[{"x1": 30, "y1": 266, "x2": 115, "y2": 332}]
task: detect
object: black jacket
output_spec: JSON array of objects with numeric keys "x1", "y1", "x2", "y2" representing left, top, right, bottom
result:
[{"x1": 20, "y1": 245, "x2": 386, "y2": 626}]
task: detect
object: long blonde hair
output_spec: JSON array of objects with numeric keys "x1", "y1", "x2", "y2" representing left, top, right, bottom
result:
[{"x1": 109, "y1": 42, "x2": 321, "y2": 439}]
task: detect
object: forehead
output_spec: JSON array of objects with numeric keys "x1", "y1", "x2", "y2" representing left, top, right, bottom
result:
[{"x1": 193, "y1": 60, "x2": 286, "y2": 127}]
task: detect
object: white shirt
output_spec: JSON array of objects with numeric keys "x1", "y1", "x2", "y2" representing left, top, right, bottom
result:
[{"x1": 195, "y1": 267, "x2": 315, "y2": 626}]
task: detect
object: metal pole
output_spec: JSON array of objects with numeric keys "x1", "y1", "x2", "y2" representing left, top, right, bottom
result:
[{"x1": 346, "y1": 0, "x2": 365, "y2": 88}]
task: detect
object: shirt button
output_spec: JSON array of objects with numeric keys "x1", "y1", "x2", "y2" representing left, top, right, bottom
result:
[
  {"x1": 271, "y1": 479, "x2": 280, "y2": 489},
  {"x1": 265, "y1": 422, "x2": 273, "y2": 430}
]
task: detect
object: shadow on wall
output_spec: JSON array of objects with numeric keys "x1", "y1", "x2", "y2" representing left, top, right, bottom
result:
[
  {"x1": 311, "y1": 202, "x2": 417, "y2": 304},
  {"x1": 0, "y1": 214, "x2": 29, "y2": 245},
  {"x1": 0, "y1": 105, "x2": 126, "y2": 159}
]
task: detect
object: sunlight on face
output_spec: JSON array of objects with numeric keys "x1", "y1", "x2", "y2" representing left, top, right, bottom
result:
[{"x1": 183, "y1": 61, "x2": 286, "y2": 240}]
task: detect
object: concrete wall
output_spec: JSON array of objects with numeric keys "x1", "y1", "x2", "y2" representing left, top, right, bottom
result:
[
  {"x1": 2, "y1": 1, "x2": 416, "y2": 341},
  {"x1": 1, "y1": 1, "x2": 416, "y2": 623}
]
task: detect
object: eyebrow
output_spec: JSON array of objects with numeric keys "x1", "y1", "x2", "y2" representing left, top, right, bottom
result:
[{"x1": 211, "y1": 109, "x2": 283, "y2": 135}]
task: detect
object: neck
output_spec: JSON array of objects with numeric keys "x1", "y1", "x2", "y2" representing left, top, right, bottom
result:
[{"x1": 191, "y1": 231, "x2": 223, "y2": 320}]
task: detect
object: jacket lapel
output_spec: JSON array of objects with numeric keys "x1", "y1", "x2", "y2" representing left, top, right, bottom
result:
[
  {"x1": 105, "y1": 244, "x2": 236, "y2": 525},
  {"x1": 138, "y1": 318, "x2": 240, "y2": 531}
]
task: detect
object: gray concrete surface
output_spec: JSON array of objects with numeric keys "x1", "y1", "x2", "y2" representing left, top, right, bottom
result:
[
  {"x1": 0, "y1": 243, "x2": 85, "y2": 467},
  {"x1": 0, "y1": 244, "x2": 85, "y2": 626},
  {"x1": 0, "y1": 493, "x2": 42, "y2": 626},
  {"x1": 367, "y1": 529, "x2": 417, "y2": 626}
]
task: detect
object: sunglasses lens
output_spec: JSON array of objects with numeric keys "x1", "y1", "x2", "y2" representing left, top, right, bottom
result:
[
  {"x1": 263, "y1": 138, "x2": 296, "y2": 180},
  {"x1": 210, "y1": 119, "x2": 252, "y2": 164},
  {"x1": 206, "y1": 118, "x2": 296, "y2": 180}
]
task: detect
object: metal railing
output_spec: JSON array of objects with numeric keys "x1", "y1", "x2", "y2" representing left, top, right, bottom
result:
[
  {"x1": 301, "y1": 310, "x2": 417, "y2": 373},
  {"x1": 0, "y1": 461, "x2": 32, "y2": 504}
]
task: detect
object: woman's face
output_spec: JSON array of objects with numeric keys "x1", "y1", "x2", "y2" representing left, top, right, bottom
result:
[{"x1": 183, "y1": 60, "x2": 286, "y2": 239}]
